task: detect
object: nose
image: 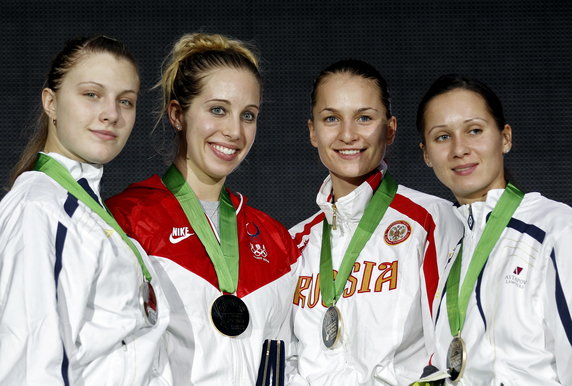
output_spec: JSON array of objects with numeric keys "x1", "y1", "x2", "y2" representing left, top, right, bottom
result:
[
  {"x1": 338, "y1": 120, "x2": 358, "y2": 143},
  {"x1": 100, "y1": 99, "x2": 120, "y2": 125},
  {"x1": 222, "y1": 115, "x2": 241, "y2": 140},
  {"x1": 451, "y1": 135, "x2": 470, "y2": 158}
]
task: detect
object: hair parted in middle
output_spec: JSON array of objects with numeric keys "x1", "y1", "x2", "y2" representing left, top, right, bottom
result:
[{"x1": 157, "y1": 33, "x2": 262, "y2": 118}]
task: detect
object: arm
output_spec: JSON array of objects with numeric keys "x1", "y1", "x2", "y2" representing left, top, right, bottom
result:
[
  {"x1": 0, "y1": 201, "x2": 65, "y2": 385},
  {"x1": 545, "y1": 222, "x2": 572, "y2": 384}
]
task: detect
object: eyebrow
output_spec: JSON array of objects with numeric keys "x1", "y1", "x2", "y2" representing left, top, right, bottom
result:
[
  {"x1": 76, "y1": 81, "x2": 138, "y2": 95},
  {"x1": 428, "y1": 117, "x2": 489, "y2": 131},
  {"x1": 206, "y1": 98, "x2": 260, "y2": 110},
  {"x1": 319, "y1": 107, "x2": 378, "y2": 114}
]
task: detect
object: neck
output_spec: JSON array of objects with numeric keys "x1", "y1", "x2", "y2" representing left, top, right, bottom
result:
[
  {"x1": 329, "y1": 170, "x2": 377, "y2": 201},
  {"x1": 174, "y1": 157, "x2": 225, "y2": 201}
]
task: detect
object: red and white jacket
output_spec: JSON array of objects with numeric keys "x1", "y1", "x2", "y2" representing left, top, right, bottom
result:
[
  {"x1": 107, "y1": 175, "x2": 300, "y2": 386},
  {"x1": 287, "y1": 167, "x2": 462, "y2": 385}
]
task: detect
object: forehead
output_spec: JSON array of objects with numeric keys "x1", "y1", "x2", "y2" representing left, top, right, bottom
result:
[
  {"x1": 425, "y1": 88, "x2": 490, "y2": 118},
  {"x1": 316, "y1": 73, "x2": 382, "y2": 106},
  {"x1": 62, "y1": 52, "x2": 139, "y2": 90},
  {"x1": 199, "y1": 67, "x2": 260, "y2": 98}
]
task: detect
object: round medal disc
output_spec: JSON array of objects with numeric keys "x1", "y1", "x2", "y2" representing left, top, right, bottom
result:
[
  {"x1": 139, "y1": 281, "x2": 158, "y2": 326},
  {"x1": 210, "y1": 294, "x2": 250, "y2": 336},
  {"x1": 446, "y1": 335, "x2": 467, "y2": 381},
  {"x1": 322, "y1": 306, "x2": 341, "y2": 349}
]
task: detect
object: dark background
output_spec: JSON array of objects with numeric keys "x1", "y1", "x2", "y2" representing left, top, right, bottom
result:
[{"x1": 2, "y1": 1, "x2": 571, "y2": 227}]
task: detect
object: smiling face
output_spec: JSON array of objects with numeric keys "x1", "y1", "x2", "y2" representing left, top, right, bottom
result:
[
  {"x1": 169, "y1": 67, "x2": 260, "y2": 188},
  {"x1": 421, "y1": 88, "x2": 512, "y2": 204},
  {"x1": 42, "y1": 52, "x2": 139, "y2": 164},
  {"x1": 309, "y1": 72, "x2": 396, "y2": 198}
]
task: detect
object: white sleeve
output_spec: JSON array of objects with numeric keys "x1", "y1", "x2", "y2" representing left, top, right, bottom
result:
[
  {"x1": 0, "y1": 201, "x2": 65, "y2": 385},
  {"x1": 545, "y1": 223, "x2": 572, "y2": 384}
]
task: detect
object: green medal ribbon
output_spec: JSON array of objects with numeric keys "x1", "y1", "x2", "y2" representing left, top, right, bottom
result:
[
  {"x1": 446, "y1": 183, "x2": 524, "y2": 336},
  {"x1": 34, "y1": 153, "x2": 152, "y2": 282},
  {"x1": 320, "y1": 173, "x2": 398, "y2": 307},
  {"x1": 162, "y1": 164, "x2": 239, "y2": 294}
]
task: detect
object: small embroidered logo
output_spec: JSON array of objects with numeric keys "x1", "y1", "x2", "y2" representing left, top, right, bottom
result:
[
  {"x1": 513, "y1": 266, "x2": 523, "y2": 275},
  {"x1": 250, "y1": 243, "x2": 269, "y2": 263},
  {"x1": 384, "y1": 220, "x2": 412, "y2": 245},
  {"x1": 169, "y1": 227, "x2": 194, "y2": 244}
]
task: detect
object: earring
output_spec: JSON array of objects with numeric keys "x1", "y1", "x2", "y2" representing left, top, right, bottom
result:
[
  {"x1": 52, "y1": 118, "x2": 57, "y2": 127},
  {"x1": 175, "y1": 124, "x2": 182, "y2": 130},
  {"x1": 426, "y1": 161, "x2": 432, "y2": 167},
  {"x1": 503, "y1": 148, "x2": 510, "y2": 154}
]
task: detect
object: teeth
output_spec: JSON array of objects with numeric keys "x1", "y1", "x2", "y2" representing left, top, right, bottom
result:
[
  {"x1": 212, "y1": 144, "x2": 237, "y2": 155},
  {"x1": 338, "y1": 149, "x2": 360, "y2": 155}
]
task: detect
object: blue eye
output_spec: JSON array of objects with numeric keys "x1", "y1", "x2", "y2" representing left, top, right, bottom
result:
[
  {"x1": 242, "y1": 111, "x2": 256, "y2": 122},
  {"x1": 119, "y1": 99, "x2": 134, "y2": 107},
  {"x1": 435, "y1": 134, "x2": 450, "y2": 142},
  {"x1": 468, "y1": 127, "x2": 482, "y2": 135},
  {"x1": 324, "y1": 116, "x2": 338, "y2": 123},
  {"x1": 357, "y1": 115, "x2": 371, "y2": 122},
  {"x1": 211, "y1": 106, "x2": 225, "y2": 115},
  {"x1": 84, "y1": 92, "x2": 97, "y2": 98}
]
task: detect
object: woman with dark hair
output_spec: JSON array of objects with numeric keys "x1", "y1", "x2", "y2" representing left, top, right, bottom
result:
[
  {"x1": 0, "y1": 36, "x2": 171, "y2": 384},
  {"x1": 287, "y1": 60, "x2": 461, "y2": 385},
  {"x1": 106, "y1": 33, "x2": 299, "y2": 385},
  {"x1": 416, "y1": 74, "x2": 572, "y2": 384}
]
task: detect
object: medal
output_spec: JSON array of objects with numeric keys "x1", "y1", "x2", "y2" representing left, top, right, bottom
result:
[
  {"x1": 34, "y1": 154, "x2": 159, "y2": 324},
  {"x1": 446, "y1": 334, "x2": 466, "y2": 381},
  {"x1": 140, "y1": 281, "x2": 158, "y2": 325},
  {"x1": 319, "y1": 172, "x2": 398, "y2": 349},
  {"x1": 210, "y1": 294, "x2": 250, "y2": 336},
  {"x1": 321, "y1": 305, "x2": 341, "y2": 348},
  {"x1": 446, "y1": 183, "x2": 524, "y2": 381}
]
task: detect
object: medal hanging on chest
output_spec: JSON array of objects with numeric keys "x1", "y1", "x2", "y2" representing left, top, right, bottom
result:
[
  {"x1": 445, "y1": 183, "x2": 524, "y2": 381},
  {"x1": 319, "y1": 173, "x2": 398, "y2": 349},
  {"x1": 34, "y1": 154, "x2": 158, "y2": 325},
  {"x1": 163, "y1": 165, "x2": 249, "y2": 336}
]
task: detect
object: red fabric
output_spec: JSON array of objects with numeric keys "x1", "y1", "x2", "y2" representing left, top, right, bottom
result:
[{"x1": 106, "y1": 175, "x2": 300, "y2": 298}]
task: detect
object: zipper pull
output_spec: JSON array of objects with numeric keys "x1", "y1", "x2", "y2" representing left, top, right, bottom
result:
[
  {"x1": 468, "y1": 204, "x2": 474, "y2": 230},
  {"x1": 332, "y1": 203, "x2": 337, "y2": 230}
]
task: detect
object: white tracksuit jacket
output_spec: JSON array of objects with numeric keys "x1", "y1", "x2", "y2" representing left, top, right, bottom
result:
[
  {"x1": 0, "y1": 153, "x2": 172, "y2": 385},
  {"x1": 288, "y1": 167, "x2": 462, "y2": 385},
  {"x1": 432, "y1": 189, "x2": 572, "y2": 385}
]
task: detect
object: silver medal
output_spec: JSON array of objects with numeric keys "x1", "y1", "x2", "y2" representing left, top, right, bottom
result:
[
  {"x1": 447, "y1": 335, "x2": 467, "y2": 381},
  {"x1": 139, "y1": 281, "x2": 158, "y2": 326},
  {"x1": 322, "y1": 306, "x2": 341, "y2": 348}
]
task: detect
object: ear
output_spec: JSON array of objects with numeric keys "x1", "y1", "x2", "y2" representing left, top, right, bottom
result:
[
  {"x1": 308, "y1": 119, "x2": 318, "y2": 148},
  {"x1": 501, "y1": 124, "x2": 512, "y2": 154},
  {"x1": 42, "y1": 88, "x2": 57, "y2": 120},
  {"x1": 167, "y1": 100, "x2": 184, "y2": 131},
  {"x1": 385, "y1": 116, "x2": 397, "y2": 145},
  {"x1": 420, "y1": 142, "x2": 432, "y2": 168}
]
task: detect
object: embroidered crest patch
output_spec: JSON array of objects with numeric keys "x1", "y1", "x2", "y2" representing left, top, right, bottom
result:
[{"x1": 384, "y1": 220, "x2": 411, "y2": 245}]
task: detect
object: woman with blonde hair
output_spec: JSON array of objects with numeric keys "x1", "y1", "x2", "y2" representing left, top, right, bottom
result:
[
  {"x1": 107, "y1": 33, "x2": 299, "y2": 385},
  {"x1": 0, "y1": 35, "x2": 171, "y2": 385}
]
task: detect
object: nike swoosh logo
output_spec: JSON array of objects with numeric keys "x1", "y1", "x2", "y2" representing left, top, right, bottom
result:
[{"x1": 169, "y1": 233, "x2": 194, "y2": 244}]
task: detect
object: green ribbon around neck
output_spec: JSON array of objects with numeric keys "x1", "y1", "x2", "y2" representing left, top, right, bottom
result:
[
  {"x1": 162, "y1": 164, "x2": 239, "y2": 294},
  {"x1": 320, "y1": 173, "x2": 398, "y2": 307},
  {"x1": 446, "y1": 183, "x2": 524, "y2": 336},
  {"x1": 34, "y1": 153, "x2": 152, "y2": 282}
]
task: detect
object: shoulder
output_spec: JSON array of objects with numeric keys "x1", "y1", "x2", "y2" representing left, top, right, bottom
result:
[
  {"x1": 289, "y1": 210, "x2": 325, "y2": 250},
  {"x1": 392, "y1": 184, "x2": 457, "y2": 225},
  {"x1": 517, "y1": 192, "x2": 572, "y2": 237}
]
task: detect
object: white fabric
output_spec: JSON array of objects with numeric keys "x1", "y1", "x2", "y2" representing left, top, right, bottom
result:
[
  {"x1": 432, "y1": 189, "x2": 572, "y2": 385},
  {"x1": 287, "y1": 171, "x2": 462, "y2": 385},
  {"x1": 0, "y1": 153, "x2": 171, "y2": 385}
]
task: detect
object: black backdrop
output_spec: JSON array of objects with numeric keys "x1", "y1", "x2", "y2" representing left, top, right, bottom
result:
[{"x1": 2, "y1": 1, "x2": 571, "y2": 227}]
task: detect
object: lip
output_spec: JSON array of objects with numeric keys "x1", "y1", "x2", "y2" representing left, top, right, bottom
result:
[
  {"x1": 209, "y1": 142, "x2": 240, "y2": 161},
  {"x1": 335, "y1": 148, "x2": 364, "y2": 160},
  {"x1": 90, "y1": 129, "x2": 117, "y2": 141},
  {"x1": 452, "y1": 163, "x2": 478, "y2": 176}
]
